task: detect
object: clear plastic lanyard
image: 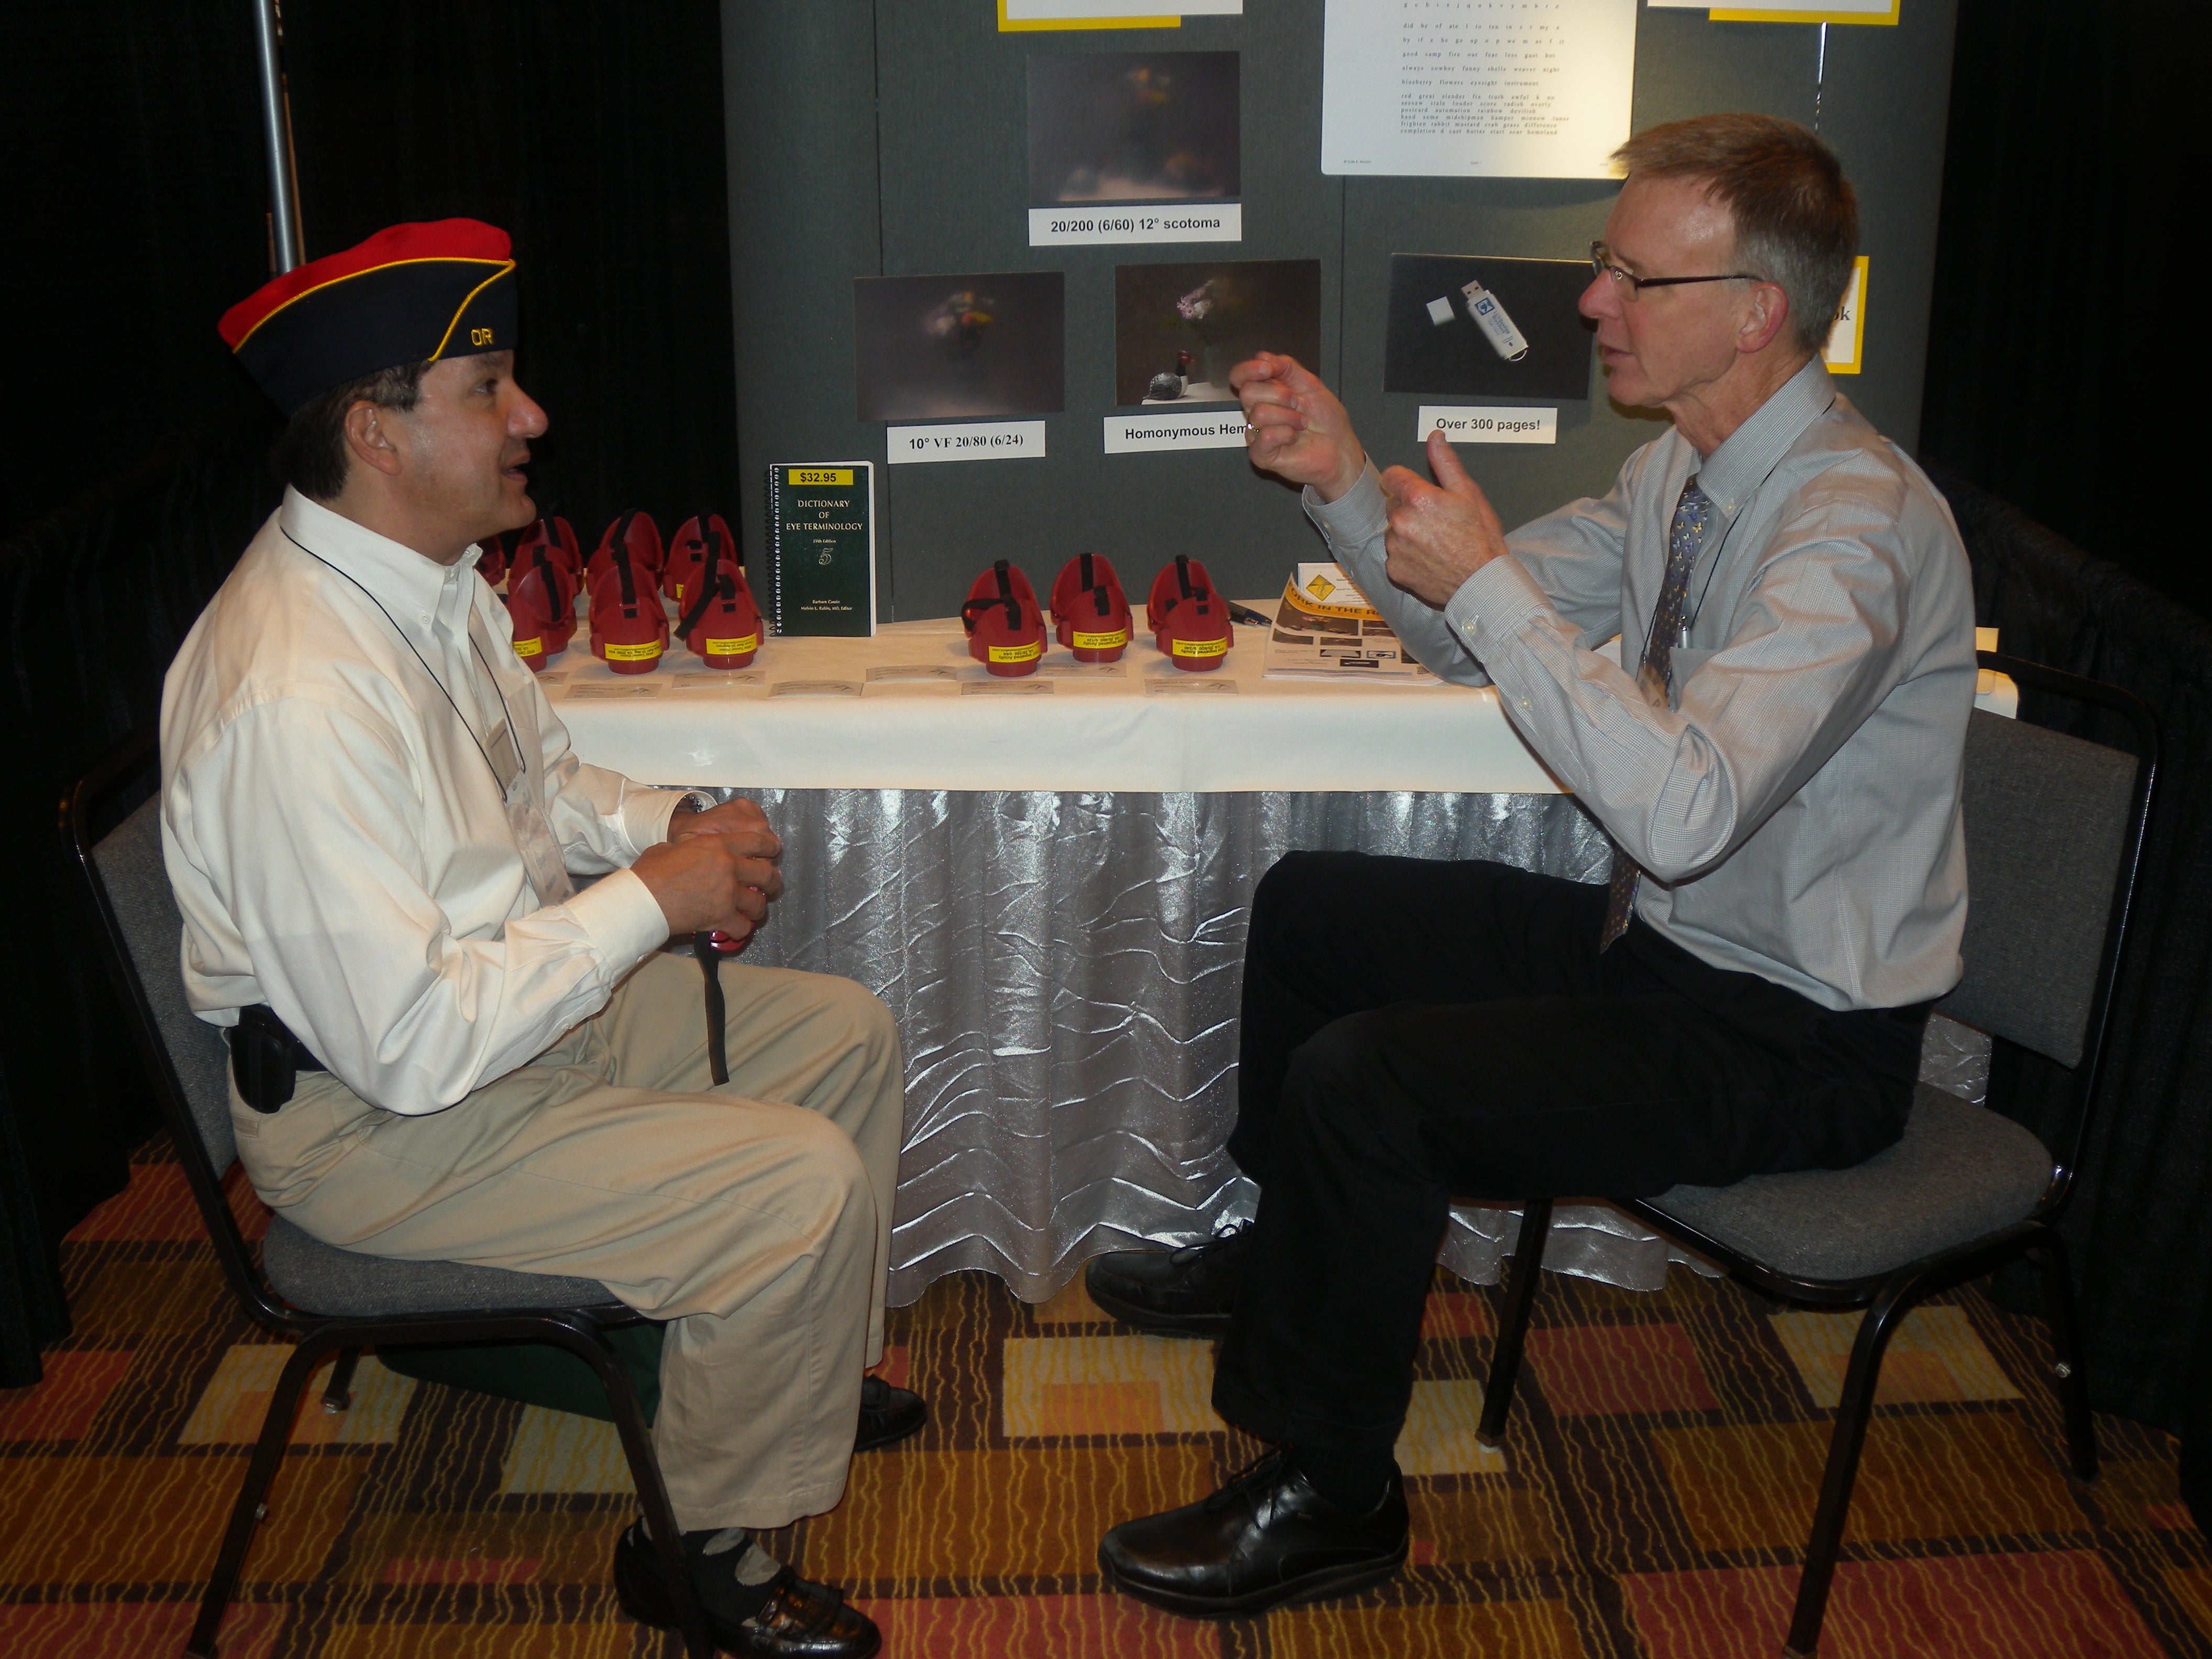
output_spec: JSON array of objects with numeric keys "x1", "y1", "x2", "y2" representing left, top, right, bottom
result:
[{"x1": 487, "y1": 716, "x2": 573, "y2": 907}]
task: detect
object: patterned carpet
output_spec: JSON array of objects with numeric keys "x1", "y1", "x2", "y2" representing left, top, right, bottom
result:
[{"x1": 2, "y1": 1141, "x2": 2207, "y2": 1658}]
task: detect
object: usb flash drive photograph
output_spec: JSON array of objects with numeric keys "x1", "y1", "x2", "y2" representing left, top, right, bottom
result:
[{"x1": 1459, "y1": 280, "x2": 1530, "y2": 361}]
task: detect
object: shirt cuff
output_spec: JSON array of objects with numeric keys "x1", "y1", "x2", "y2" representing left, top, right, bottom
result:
[
  {"x1": 1300, "y1": 462, "x2": 1388, "y2": 547},
  {"x1": 1442, "y1": 554, "x2": 1552, "y2": 660},
  {"x1": 562, "y1": 866, "x2": 670, "y2": 967},
  {"x1": 623, "y1": 788, "x2": 700, "y2": 853}
]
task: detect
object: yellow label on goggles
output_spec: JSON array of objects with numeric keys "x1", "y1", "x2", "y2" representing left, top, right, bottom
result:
[
  {"x1": 604, "y1": 640, "x2": 662, "y2": 661},
  {"x1": 1072, "y1": 628, "x2": 1129, "y2": 650},
  {"x1": 1171, "y1": 636, "x2": 1227, "y2": 658},
  {"x1": 512, "y1": 636, "x2": 544, "y2": 658},
  {"x1": 988, "y1": 640, "x2": 1043, "y2": 663},
  {"x1": 705, "y1": 635, "x2": 759, "y2": 656}
]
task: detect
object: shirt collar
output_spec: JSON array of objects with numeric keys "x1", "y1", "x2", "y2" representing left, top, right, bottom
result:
[
  {"x1": 1692, "y1": 356, "x2": 1838, "y2": 515},
  {"x1": 278, "y1": 488, "x2": 482, "y2": 639}
]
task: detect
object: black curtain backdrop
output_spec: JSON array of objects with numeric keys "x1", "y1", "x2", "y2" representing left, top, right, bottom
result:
[
  {"x1": 1927, "y1": 461, "x2": 2212, "y2": 1446},
  {"x1": 0, "y1": 0, "x2": 736, "y2": 1386},
  {"x1": 281, "y1": 1, "x2": 741, "y2": 544},
  {"x1": 1919, "y1": 0, "x2": 2193, "y2": 616}
]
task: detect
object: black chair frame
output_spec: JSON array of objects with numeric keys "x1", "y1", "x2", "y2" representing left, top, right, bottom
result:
[
  {"x1": 1474, "y1": 653, "x2": 2158, "y2": 1658},
  {"x1": 67, "y1": 732, "x2": 713, "y2": 1658}
]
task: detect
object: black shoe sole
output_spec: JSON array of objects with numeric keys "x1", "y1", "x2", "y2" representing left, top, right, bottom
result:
[
  {"x1": 1082, "y1": 1274, "x2": 1234, "y2": 1339},
  {"x1": 855, "y1": 1396, "x2": 927, "y2": 1453},
  {"x1": 613, "y1": 1536, "x2": 884, "y2": 1658},
  {"x1": 1096, "y1": 1538, "x2": 1409, "y2": 1619}
]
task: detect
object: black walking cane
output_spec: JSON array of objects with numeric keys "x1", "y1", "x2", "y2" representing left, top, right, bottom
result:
[{"x1": 694, "y1": 932, "x2": 736, "y2": 1085}]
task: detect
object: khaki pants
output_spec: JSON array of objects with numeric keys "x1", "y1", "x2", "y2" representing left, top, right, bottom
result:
[{"x1": 230, "y1": 951, "x2": 905, "y2": 1531}]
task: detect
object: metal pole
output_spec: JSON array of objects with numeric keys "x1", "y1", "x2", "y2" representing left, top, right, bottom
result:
[{"x1": 251, "y1": 0, "x2": 303, "y2": 272}]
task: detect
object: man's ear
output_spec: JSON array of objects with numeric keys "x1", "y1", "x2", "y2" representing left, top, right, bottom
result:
[
  {"x1": 1737, "y1": 281, "x2": 1793, "y2": 356},
  {"x1": 341, "y1": 400, "x2": 406, "y2": 479}
]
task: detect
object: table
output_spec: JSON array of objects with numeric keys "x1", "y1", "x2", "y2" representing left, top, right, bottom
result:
[{"x1": 547, "y1": 613, "x2": 2007, "y2": 1304}]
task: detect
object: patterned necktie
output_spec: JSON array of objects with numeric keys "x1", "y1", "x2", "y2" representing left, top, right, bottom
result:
[{"x1": 1599, "y1": 476, "x2": 1715, "y2": 950}]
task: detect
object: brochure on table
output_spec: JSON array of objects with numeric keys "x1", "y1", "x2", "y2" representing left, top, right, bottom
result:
[{"x1": 1264, "y1": 563, "x2": 1440, "y2": 684}]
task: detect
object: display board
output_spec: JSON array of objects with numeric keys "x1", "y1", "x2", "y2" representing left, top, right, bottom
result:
[{"x1": 723, "y1": 0, "x2": 1957, "y2": 623}]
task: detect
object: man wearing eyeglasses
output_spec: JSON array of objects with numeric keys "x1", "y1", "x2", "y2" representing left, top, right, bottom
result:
[{"x1": 1090, "y1": 114, "x2": 1975, "y2": 1617}]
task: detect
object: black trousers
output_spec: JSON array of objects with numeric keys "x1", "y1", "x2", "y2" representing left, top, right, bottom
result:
[{"x1": 1211, "y1": 851, "x2": 1930, "y2": 1455}]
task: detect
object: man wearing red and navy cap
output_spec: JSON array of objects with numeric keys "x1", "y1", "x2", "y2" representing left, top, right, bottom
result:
[{"x1": 164, "y1": 221, "x2": 905, "y2": 1658}]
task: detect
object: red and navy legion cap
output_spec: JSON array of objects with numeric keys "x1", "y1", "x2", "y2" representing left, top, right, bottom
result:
[{"x1": 217, "y1": 219, "x2": 518, "y2": 415}]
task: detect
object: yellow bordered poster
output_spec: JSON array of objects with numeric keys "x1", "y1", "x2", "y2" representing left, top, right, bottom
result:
[
  {"x1": 1708, "y1": 1, "x2": 1899, "y2": 23},
  {"x1": 1822, "y1": 256, "x2": 1868, "y2": 375},
  {"x1": 997, "y1": 1, "x2": 1179, "y2": 30}
]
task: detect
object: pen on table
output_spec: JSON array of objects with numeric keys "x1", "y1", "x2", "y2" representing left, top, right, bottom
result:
[{"x1": 1226, "y1": 602, "x2": 1271, "y2": 628}]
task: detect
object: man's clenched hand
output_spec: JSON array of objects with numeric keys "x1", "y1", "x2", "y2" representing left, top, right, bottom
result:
[
  {"x1": 1232, "y1": 352, "x2": 1369, "y2": 503},
  {"x1": 634, "y1": 799, "x2": 782, "y2": 943}
]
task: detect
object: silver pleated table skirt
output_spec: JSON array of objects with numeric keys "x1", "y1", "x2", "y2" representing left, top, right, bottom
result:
[{"x1": 693, "y1": 786, "x2": 1813, "y2": 1305}]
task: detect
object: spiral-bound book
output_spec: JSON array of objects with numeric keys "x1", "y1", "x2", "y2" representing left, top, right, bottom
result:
[{"x1": 766, "y1": 462, "x2": 876, "y2": 636}]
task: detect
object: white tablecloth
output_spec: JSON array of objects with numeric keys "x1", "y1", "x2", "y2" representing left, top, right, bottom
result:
[
  {"x1": 546, "y1": 612, "x2": 2002, "y2": 1303},
  {"x1": 541, "y1": 608, "x2": 1561, "y2": 794}
]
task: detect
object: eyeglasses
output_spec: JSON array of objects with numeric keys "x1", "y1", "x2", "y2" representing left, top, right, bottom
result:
[{"x1": 1589, "y1": 241, "x2": 1756, "y2": 301}]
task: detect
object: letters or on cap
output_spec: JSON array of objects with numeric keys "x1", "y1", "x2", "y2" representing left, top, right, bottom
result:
[{"x1": 218, "y1": 219, "x2": 518, "y2": 414}]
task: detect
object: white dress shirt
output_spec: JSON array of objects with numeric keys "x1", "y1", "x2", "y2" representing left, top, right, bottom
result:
[
  {"x1": 1305, "y1": 359, "x2": 1976, "y2": 1012},
  {"x1": 162, "y1": 489, "x2": 688, "y2": 1115}
]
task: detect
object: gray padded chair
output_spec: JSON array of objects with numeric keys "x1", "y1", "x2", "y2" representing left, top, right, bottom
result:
[
  {"x1": 1475, "y1": 653, "x2": 2157, "y2": 1658},
  {"x1": 67, "y1": 733, "x2": 712, "y2": 1658}
]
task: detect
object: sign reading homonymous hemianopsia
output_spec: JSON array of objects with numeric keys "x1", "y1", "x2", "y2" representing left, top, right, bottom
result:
[
  {"x1": 1104, "y1": 412, "x2": 1251, "y2": 453},
  {"x1": 767, "y1": 463, "x2": 876, "y2": 637}
]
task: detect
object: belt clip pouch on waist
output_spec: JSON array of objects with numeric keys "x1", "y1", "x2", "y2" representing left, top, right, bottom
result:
[{"x1": 231, "y1": 1004, "x2": 323, "y2": 1113}]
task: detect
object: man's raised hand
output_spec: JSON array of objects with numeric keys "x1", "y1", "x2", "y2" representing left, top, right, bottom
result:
[
  {"x1": 1377, "y1": 429, "x2": 1511, "y2": 608},
  {"x1": 1232, "y1": 352, "x2": 1369, "y2": 502}
]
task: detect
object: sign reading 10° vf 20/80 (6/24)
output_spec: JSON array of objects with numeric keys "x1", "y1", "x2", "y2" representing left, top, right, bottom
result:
[{"x1": 884, "y1": 421, "x2": 1048, "y2": 465}]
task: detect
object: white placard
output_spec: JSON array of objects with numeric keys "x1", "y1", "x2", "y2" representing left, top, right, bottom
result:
[
  {"x1": 866, "y1": 664, "x2": 960, "y2": 682},
  {"x1": 672, "y1": 670, "x2": 765, "y2": 688},
  {"x1": 962, "y1": 678, "x2": 1055, "y2": 694},
  {"x1": 1416, "y1": 405, "x2": 1558, "y2": 445},
  {"x1": 1321, "y1": 0, "x2": 1638, "y2": 179},
  {"x1": 769, "y1": 680, "x2": 863, "y2": 698},
  {"x1": 565, "y1": 680, "x2": 664, "y2": 699},
  {"x1": 1145, "y1": 676, "x2": 1238, "y2": 694},
  {"x1": 1028, "y1": 204, "x2": 1242, "y2": 247},
  {"x1": 1104, "y1": 411, "x2": 1252, "y2": 454},
  {"x1": 886, "y1": 421, "x2": 1048, "y2": 465},
  {"x1": 1005, "y1": 0, "x2": 1242, "y2": 16}
]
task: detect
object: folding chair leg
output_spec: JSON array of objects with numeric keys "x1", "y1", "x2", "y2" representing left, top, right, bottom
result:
[
  {"x1": 546, "y1": 1319, "x2": 714, "y2": 1659},
  {"x1": 1783, "y1": 1282, "x2": 1915, "y2": 1658},
  {"x1": 2029, "y1": 1229, "x2": 2099, "y2": 1482},
  {"x1": 1478, "y1": 1198, "x2": 1553, "y2": 1448},
  {"x1": 321, "y1": 1346, "x2": 361, "y2": 1414},
  {"x1": 188, "y1": 1335, "x2": 330, "y2": 1658}
]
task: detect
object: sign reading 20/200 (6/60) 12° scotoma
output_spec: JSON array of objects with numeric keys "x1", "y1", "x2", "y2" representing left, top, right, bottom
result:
[{"x1": 1028, "y1": 205, "x2": 1243, "y2": 247}]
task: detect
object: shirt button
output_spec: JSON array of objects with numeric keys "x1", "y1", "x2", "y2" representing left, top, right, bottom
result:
[
  {"x1": 1519, "y1": 698, "x2": 1532, "y2": 710},
  {"x1": 419, "y1": 613, "x2": 432, "y2": 626}
]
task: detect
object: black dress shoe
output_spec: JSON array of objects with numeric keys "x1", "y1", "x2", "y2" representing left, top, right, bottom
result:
[
  {"x1": 1083, "y1": 1221, "x2": 1253, "y2": 1337},
  {"x1": 1097, "y1": 1449, "x2": 1409, "y2": 1619},
  {"x1": 613, "y1": 1520, "x2": 881, "y2": 1658},
  {"x1": 855, "y1": 1374, "x2": 926, "y2": 1451}
]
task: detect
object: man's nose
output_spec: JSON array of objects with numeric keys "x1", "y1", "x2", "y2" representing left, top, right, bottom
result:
[
  {"x1": 1578, "y1": 272, "x2": 1617, "y2": 323},
  {"x1": 512, "y1": 390, "x2": 549, "y2": 438}
]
